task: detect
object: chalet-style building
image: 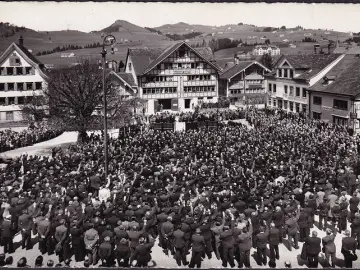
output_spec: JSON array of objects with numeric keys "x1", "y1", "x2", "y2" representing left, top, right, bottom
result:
[
  {"x1": 265, "y1": 54, "x2": 344, "y2": 114},
  {"x1": 307, "y1": 55, "x2": 360, "y2": 132},
  {"x1": 0, "y1": 36, "x2": 47, "y2": 121},
  {"x1": 219, "y1": 61, "x2": 270, "y2": 105},
  {"x1": 111, "y1": 41, "x2": 222, "y2": 114},
  {"x1": 252, "y1": 45, "x2": 281, "y2": 56}
]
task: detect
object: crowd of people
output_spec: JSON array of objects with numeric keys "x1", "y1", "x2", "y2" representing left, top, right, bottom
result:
[
  {"x1": 0, "y1": 122, "x2": 63, "y2": 153},
  {"x1": 0, "y1": 108, "x2": 360, "y2": 268},
  {"x1": 148, "y1": 109, "x2": 246, "y2": 124}
]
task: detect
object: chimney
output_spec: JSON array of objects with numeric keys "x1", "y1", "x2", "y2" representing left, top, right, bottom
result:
[{"x1": 19, "y1": 36, "x2": 24, "y2": 47}]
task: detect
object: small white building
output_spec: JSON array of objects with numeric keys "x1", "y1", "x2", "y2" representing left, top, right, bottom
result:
[
  {"x1": 60, "y1": 52, "x2": 75, "y2": 58},
  {"x1": 252, "y1": 45, "x2": 281, "y2": 56},
  {"x1": 0, "y1": 36, "x2": 47, "y2": 121}
]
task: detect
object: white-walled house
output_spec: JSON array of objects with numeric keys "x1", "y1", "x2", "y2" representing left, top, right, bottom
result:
[
  {"x1": 265, "y1": 53, "x2": 344, "y2": 115},
  {"x1": 0, "y1": 37, "x2": 47, "y2": 121},
  {"x1": 308, "y1": 55, "x2": 360, "y2": 132},
  {"x1": 111, "y1": 41, "x2": 222, "y2": 114},
  {"x1": 252, "y1": 45, "x2": 280, "y2": 56}
]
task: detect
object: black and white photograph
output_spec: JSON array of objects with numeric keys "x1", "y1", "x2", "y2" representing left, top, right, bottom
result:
[{"x1": 1, "y1": 1, "x2": 360, "y2": 268}]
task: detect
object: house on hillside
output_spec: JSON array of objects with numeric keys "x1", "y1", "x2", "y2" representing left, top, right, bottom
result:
[
  {"x1": 219, "y1": 61, "x2": 270, "y2": 105},
  {"x1": 60, "y1": 52, "x2": 75, "y2": 58},
  {"x1": 235, "y1": 51, "x2": 253, "y2": 61},
  {"x1": 265, "y1": 53, "x2": 344, "y2": 115},
  {"x1": 0, "y1": 36, "x2": 47, "y2": 121},
  {"x1": 252, "y1": 45, "x2": 281, "y2": 56},
  {"x1": 110, "y1": 41, "x2": 222, "y2": 114},
  {"x1": 307, "y1": 55, "x2": 360, "y2": 132}
]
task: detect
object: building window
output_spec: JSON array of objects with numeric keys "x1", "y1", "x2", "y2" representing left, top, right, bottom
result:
[
  {"x1": 0, "y1": 83, "x2": 4, "y2": 91},
  {"x1": 6, "y1": 67, "x2": 14, "y2": 75},
  {"x1": 302, "y1": 88, "x2": 307, "y2": 98},
  {"x1": 16, "y1": 67, "x2": 23, "y2": 75},
  {"x1": 268, "y1": 98, "x2": 272, "y2": 105},
  {"x1": 295, "y1": 87, "x2": 300, "y2": 97},
  {"x1": 273, "y1": 99, "x2": 277, "y2": 107},
  {"x1": 273, "y1": 84, "x2": 277, "y2": 93},
  {"x1": 268, "y1": 83, "x2": 272, "y2": 92},
  {"x1": 17, "y1": 97, "x2": 25, "y2": 105},
  {"x1": 289, "y1": 70, "x2": 294, "y2": 78},
  {"x1": 17, "y1": 83, "x2": 24, "y2": 91},
  {"x1": 0, "y1": 98, "x2": 5, "y2": 105},
  {"x1": 284, "y1": 69, "x2": 288, "y2": 78},
  {"x1": 283, "y1": 100, "x2": 288, "y2": 109},
  {"x1": 289, "y1": 86, "x2": 294, "y2": 96},
  {"x1": 333, "y1": 99, "x2": 348, "y2": 110},
  {"x1": 295, "y1": 103, "x2": 300, "y2": 113},
  {"x1": 289, "y1": 101, "x2": 294, "y2": 111},
  {"x1": 25, "y1": 67, "x2": 32, "y2": 75},
  {"x1": 333, "y1": 116, "x2": 348, "y2": 126},
  {"x1": 35, "y1": 82, "x2": 42, "y2": 90},
  {"x1": 284, "y1": 85, "x2": 288, "y2": 94},
  {"x1": 8, "y1": 97, "x2": 15, "y2": 105},
  {"x1": 313, "y1": 112, "x2": 321, "y2": 119},
  {"x1": 26, "y1": 82, "x2": 33, "y2": 90},
  {"x1": 6, "y1": 112, "x2": 14, "y2": 121},
  {"x1": 128, "y1": 63, "x2": 132, "y2": 71},
  {"x1": 302, "y1": 104, "x2": 307, "y2": 113},
  {"x1": 7, "y1": 83, "x2": 14, "y2": 91},
  {"x1": 277, "y1": 69, "x2": 281, "y2": 77},
  {"x1": 313, "y1": 96, "x2": 322, "y2": 105}
]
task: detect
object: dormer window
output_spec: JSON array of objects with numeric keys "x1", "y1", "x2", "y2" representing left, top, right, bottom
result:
[
  {"x1": 128, "y1": 63, "x2": 132, "y2": 71},
  {"x1": 9, "y1": 53, "x2": 21, "y2": 66}
]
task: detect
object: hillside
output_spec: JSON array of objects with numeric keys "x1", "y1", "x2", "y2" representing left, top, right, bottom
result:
[{"x1": 91, "y1": 20, "x2": 170, "y2": 44}]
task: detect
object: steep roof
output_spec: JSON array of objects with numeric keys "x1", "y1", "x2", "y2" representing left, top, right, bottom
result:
[
  {"x1": 269, "y1": 53, "x2": 342, "y2": 81},
  {"x1": 308, "y1": 55, "x2": 360, "y2": 97},
  {"x1": 333, "y1": 46, "x2": 360, "y2": 55},
  {"x1": 0, "y1": 42, "x2": 47, "y2": 78},
  {"x1": 116, "y1": 72, "x2": 136, "y2": 87},
  {"x1": 220, "y1": 61, "x2": 269, "y2": 80},
  {"x1": 127, "y1": 41, "x2": 221, "y2": 76}
]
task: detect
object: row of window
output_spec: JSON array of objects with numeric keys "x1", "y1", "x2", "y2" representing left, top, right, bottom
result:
[
  {"x1": 143, "y1": 75, "x2": 213, "y2": 83},
  {"x1": 184, "y1": 86, "x2": 216, "y2": 93},
  {"x1": 143, "y1": 87, "x2": 177, "y2": 95},
  {"x1": 0, "y1": 96, "x2": 33, "y2": 106},
  {"x1": 313, "y1": 96, "x2": 348, "y2": 110},
  {"x1": 268, "y1": 83, "x2": 307, "y2": 98},
  {"x1": 269, "y1": 98, "x2": 307, "y2": 113},
  {"x1": 156, "y1": 62, "x2": 209, "y2": 70},
  {"x1": 0, "y1": 67, "x2": 34, "y2": 76},
  {"x1": 277, "y1": 68, "x2": 294, "y2": 79},
  {"x1": 0, "y1": 82, "x2": 42, "y2": 91},
  {"x1": 230, "y1": 88, "x2": 265, "y2": 95},
  {"x1": 312, "y1": 113, "x2": 349, "y2": 126}
]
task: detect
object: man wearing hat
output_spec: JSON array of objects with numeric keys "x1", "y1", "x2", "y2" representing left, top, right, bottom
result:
[
  {"x1": 98, "y1": 236, "x2": 113, "y2": 266},
  {"x1": 0, "y1": 215, "x2": 14, "y2": 254},
  {"x1": 341, "y1": 230, "x2": 357, "y2": 268},
  {"x1": 189, "y1": 228, "x2": 205, "y2": 268},
  {"x1": 54, "y1": 219, "x2": 70, "y2": 263},
  {"x1": 322, "y1": 228, "x2": 337, "y2": 267},
  {"x1": 114, "y1": 238, "x2": 131, "y2": 267},
  {"x1": 84, "y1": 223, "x2": 99, "y2": 265},
  {"x1": 130, "y1": 236, "x2": 155, "y2": 267}
]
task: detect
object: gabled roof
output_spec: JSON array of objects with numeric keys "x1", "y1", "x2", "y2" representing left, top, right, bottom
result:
[
  {"x1": 308, "y1": 55, "x2": 360, "y2": 97},
  {"x1": 220, "y1": 61, "x2": 270, "y2": 80},
  {"x1": 270, "y1": 53, "x2": 342, "y2": 81},
  {"x1": 0, "y1": 42, "x2": 47, "y2": 78},
  {"x1": 141, "y1": 41, "x2": 221, "y2": 75},
  {"x1": 110, "y1": 72, "x2": 136, "y2": 88},
  {"x1": 333, "y1": 46, "x2": 360, "y2": 55}
]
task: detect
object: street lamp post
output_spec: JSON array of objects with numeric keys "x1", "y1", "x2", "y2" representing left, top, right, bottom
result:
[{"x1": 101, "y1": 34, "x2": 116, "y2": 180}]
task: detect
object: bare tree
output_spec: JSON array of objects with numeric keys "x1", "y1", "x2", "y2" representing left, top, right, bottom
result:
[{"x1": 20, "y1": 93, "x2": 48, "y2": 123}]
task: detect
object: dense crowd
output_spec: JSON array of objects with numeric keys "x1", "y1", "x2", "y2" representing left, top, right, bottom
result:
[
  {"x1": 149, "y1": 109, "x2": 246, "y2": 123},
  {"x1": 0, "y1": 123, "x2": 63, "y2": 153},
  {"x1": 1, "y1": 108, "x2": 360, "y2": 268}
]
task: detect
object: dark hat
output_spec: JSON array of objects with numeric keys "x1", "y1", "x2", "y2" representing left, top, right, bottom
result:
[{"x1": 47, "y1": 260, "x2": 54, "y2": 267}]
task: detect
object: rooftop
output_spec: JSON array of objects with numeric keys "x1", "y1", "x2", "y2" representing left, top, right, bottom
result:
[
  {"x1": 220, "y1": 61, "x2": 269, "y2": 80},
  {"x1": 308, "y1": 55, "x2": 360, "y2": 97}
]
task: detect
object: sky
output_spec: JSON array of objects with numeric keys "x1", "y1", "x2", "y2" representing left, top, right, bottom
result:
[{"x1": 0, "y1": 2, "x2": 360, "y2": 33}]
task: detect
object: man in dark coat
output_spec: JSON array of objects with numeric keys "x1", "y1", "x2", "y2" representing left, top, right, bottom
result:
[
  {"x1": 173, "y1": 224, "x2": 188, "y2": 266},
  {"x1": 350, "y1": 212, "x2": 360, "y2": 249},
  {"x1": 349, "y1": 192, "x2": 360, "y2": 222},
  {"x1": 37, "y1": 216, "x2": 51, "y2": 255},
  {"x1": 69, "y1": 220, "x2": 85, "y2": 262},
  {"x1": 318, "y1": 198, "x2": 330, "y2": 230},
  {"x1": 341, "y1": 230, "x2": 357, "y2": 268},
  {"x1": 98, "y1": 236, "x2": 113, "y2": 266},
  {"x1": 130, "y1": 236, "x2": 155, "y2": 267},
  {"x1": 322, "y1": 228, "x2": 336, "y2": 267},
  {"x1": 268, "y1": 222, "x2": 280, "y2": 261},
  {"x1": 189, "y1": 228, "x2": 205, "y2": 268},
  {"x1": 115, "y1": 238, "x2": 131, "y2": 267},
  {"x1": 255, "y1": 221, "x2": 269, "y2": 266},
  {"x1": 272, "y1": 206, "x2": 285, "y2": 241},
  {"x1": 305, "y1": 230, "x2": 321, "y2": 268},
  {"x1": 0, "y1": 215, "x2": 14, "y2": 254},
  {"x1": 220, "y1": 224, "x2": 235, "y2": 268},
  {"x1": 54, "y1": 219, "x2": 70, "y2": 263},
  {"x1": 18, "y1": 209, "x2": 33, "y2": 250}
]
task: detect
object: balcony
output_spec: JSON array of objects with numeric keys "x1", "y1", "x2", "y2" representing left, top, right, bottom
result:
[
  {"x1": 149, "y1": 68, "x2": 212, "y2": 76},
  {"x1": 142, "y1": 93, "x2": 178, "y2": 99},
  {"x1": 184, "y1": 80, "x2": 216, "y2": 87},
  {"x1": 283, "y1": 94, "x2": 306, "y2": 103},
  {"x1": 142, "y1": 81, "x2": 178, "y2": 88},
  {"x1": 181, "y1": 91, "x2": 216, "y2": 98}
]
